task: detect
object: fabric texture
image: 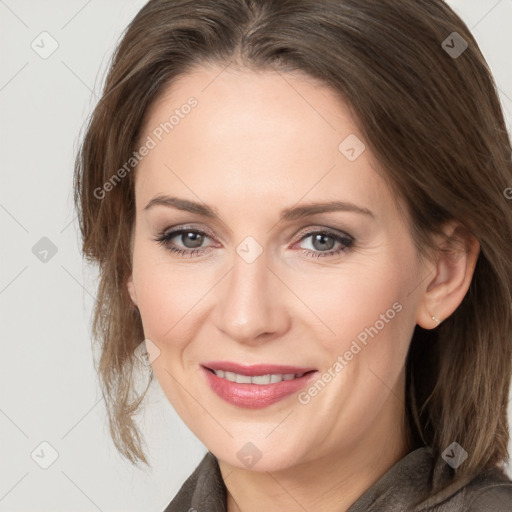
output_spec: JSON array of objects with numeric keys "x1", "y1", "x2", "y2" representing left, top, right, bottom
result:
[{"x1": 163, "y1": 446, "x2": 512, "y2": 511}]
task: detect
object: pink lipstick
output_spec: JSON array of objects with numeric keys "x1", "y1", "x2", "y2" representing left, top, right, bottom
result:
[{"x1": 201, "y1": 361, "x2": 318, "y2": 408}]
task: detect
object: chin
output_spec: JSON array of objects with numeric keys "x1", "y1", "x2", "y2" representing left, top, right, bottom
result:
[{"x1": 210, "y1": 436, "x2": 309, "y2": 473}]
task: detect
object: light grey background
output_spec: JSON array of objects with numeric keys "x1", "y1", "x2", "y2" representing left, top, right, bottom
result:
[{"x1": 1, "y1": 1, "x2": 511, "y2": 511}]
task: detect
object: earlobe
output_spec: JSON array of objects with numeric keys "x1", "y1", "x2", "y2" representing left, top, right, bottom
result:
[{"x1": 416, "y1": 222, "x2": 480, "y2": 330}]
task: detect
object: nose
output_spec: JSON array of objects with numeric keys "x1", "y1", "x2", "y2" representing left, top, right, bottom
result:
[{"x1": 213, "y1": 247, "x2": 291, "y2": 346}]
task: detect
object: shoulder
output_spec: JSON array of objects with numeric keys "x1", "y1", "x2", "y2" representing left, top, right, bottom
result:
[
  {"x1": 416, "y1": 455, "x2": 512, "y2": 511},
  {"x1": 463, "y1": 466, "x2": 512, "y2": 511}
]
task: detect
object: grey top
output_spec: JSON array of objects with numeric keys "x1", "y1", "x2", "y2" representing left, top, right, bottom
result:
[{"x1": 163, "y1": 446, "x2": 512, "y2": 511}]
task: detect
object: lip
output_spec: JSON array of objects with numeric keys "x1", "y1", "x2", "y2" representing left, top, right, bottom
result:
[
  {"x1": 200, "y1": 362, "x2": 318, "y2": 409},
  {"x1": 202, "y1": 361, "x2": 316, "y2": 376}
]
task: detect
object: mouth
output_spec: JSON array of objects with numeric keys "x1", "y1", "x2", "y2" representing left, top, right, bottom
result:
[
  {"x1": 200, "y1": 361, "x2": 318, "y2": 408},
  {"x1": 202, "y1": 366, "x2": 316, "y2": 384}
]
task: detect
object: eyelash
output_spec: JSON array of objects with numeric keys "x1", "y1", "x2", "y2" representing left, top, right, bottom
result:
[{"x1": 154, "y1": 225, "x2": 354, "y2": 259}]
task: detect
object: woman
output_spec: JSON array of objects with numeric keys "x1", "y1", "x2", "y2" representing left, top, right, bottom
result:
[{"x1": 74, "y1": 0, "x2": 512, "y2": 510}]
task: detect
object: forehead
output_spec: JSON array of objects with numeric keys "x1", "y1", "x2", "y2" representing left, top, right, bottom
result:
[{"x1": 134, "y1": 65, "x2": 399, "y2": 223}]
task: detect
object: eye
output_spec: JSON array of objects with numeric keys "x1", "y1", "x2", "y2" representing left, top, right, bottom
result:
[
  {"x1": 154, "y1": 226, "x2": 354, "y2": 259},
  {"x1": 154, "y1": 226, "x2": 215, "y2": 258},
  {"x1": 295, "y1": 229, "x2": 354, "y2": 258}
]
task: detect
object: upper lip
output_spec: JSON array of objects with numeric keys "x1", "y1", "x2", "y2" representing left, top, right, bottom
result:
[{"x1": 202, "y1": 361, "x2": 317, "y2": 376}]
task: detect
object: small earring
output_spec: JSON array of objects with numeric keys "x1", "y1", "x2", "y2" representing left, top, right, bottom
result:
[{"x1": 432, "y1": 315, "x2": 441, "y2": 325}]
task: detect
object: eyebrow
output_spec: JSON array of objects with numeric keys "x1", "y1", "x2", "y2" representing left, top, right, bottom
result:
[{"x1": 144, "y1": 195, "x2": 374, "y2": 220}]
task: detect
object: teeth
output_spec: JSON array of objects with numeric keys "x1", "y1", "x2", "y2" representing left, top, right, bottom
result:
[
  {"x1": 235, "y1": 373, "x2": 252, "y2": 384},
  {"x1": 212, "y1": 369, "x2": 305, "y2": 384}
]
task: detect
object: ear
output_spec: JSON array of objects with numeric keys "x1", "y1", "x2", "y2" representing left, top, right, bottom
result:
[
  {"x1": 416, "y1": 221, "x2": 480, "y2": 329},
  {"x1": 127, "y1": 274, "x2": 138, "y2": 307}
]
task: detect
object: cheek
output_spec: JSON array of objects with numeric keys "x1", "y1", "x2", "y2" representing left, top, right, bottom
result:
[
  {"x1": 295, "y1": 258, "x2": 416, "y2": 441},
  {"x1": 291, "y1": 258, "x2": 414, "y2": 350},
  {"x1": 131, "y1": 247, "x2": 209, "y2": 412},
  {"x1": 131, "y1": 243, "x2": 216, "y2": 350},
  {"x1": 287, "y1": 252, "x2": 419, "y2": 414}
]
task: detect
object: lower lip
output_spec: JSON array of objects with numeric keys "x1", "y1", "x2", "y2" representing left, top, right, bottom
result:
[{"x1": 201, "y1": 366, "x2": 318, "y2": 409}]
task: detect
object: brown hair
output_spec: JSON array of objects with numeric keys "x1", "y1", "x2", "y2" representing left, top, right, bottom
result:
[{"x1": 74, "y1": 0, "x2": 512, "y2": 494}]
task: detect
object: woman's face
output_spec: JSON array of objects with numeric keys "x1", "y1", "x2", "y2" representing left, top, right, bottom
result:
[{"x1": 127, "y1": 65, "x2": 431, "y2": 471}]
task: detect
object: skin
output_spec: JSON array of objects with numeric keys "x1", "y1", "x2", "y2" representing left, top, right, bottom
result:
[{"x1": 127, "y1": 64, "x2": 479, "y2": 512}]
